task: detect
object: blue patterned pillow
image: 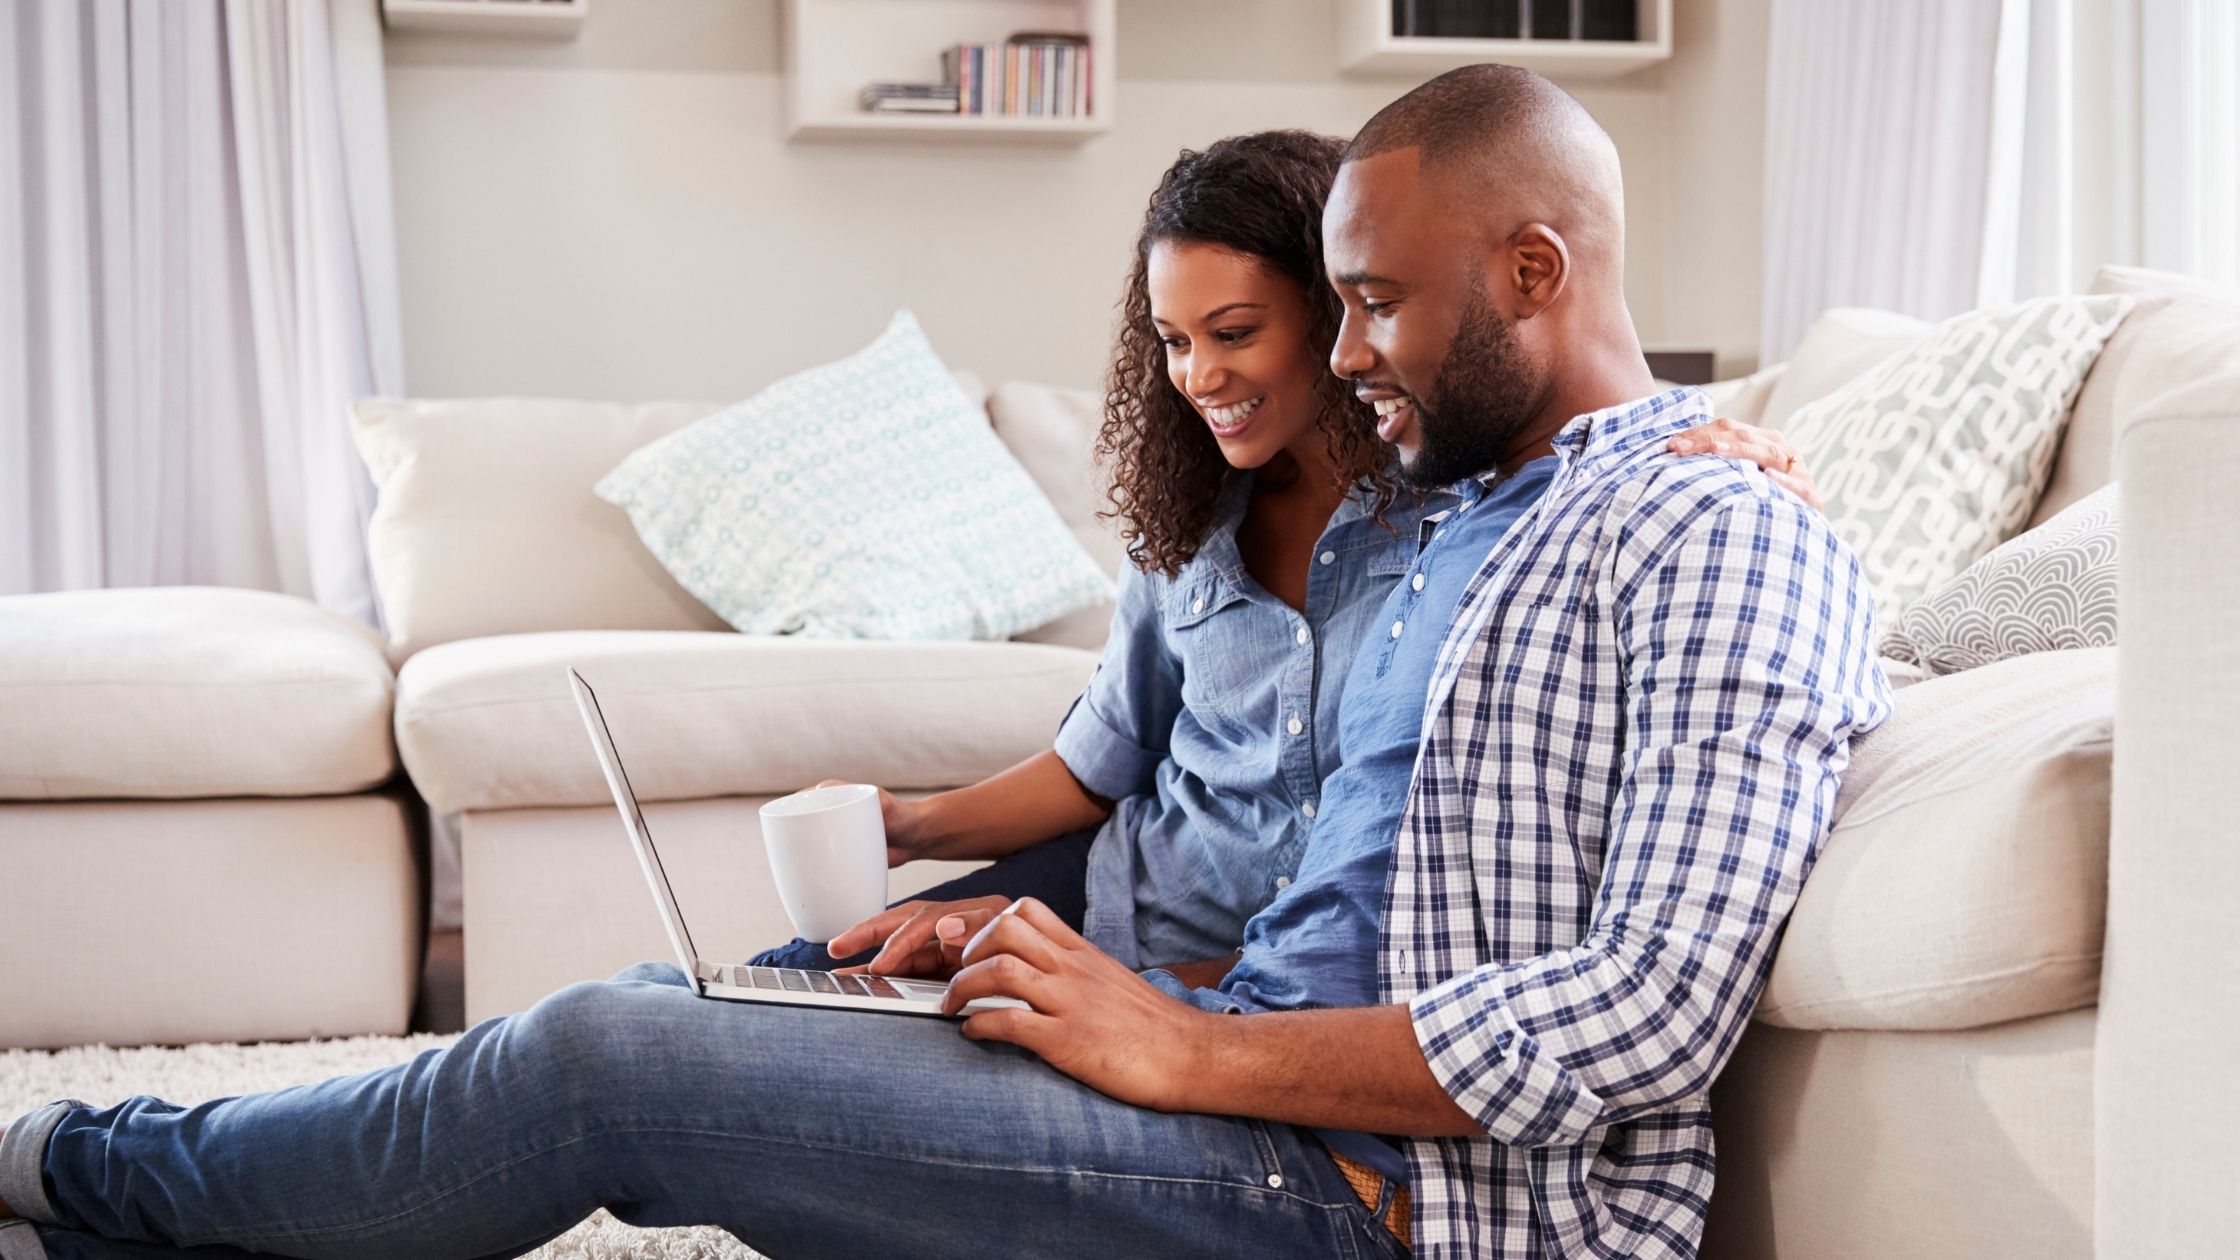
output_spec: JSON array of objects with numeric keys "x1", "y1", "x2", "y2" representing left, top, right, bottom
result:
[{"x1": 596, "y1": 311, "x2": 1113, "y2": 640}]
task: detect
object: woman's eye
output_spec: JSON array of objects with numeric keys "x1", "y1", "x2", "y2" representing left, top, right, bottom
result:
[
  {"x1": 1213, "y1": 328, "x2": 1256, "y2": 345},
  {"x1": 1160, "y1": 336, "x2": 1187, "y2": 350}
]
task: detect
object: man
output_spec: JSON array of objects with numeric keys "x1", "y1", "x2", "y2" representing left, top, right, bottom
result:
[{"x1": 0, "y1": 66, "x2": 1887, "y2": 1260}]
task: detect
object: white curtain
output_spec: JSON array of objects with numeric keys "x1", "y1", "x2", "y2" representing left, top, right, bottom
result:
[
  {"x1": 0, "y1": 0, "x2": 402, "y2": 625},
  {"x1": 1765, "y1": 0, "x2": 2240, "y2": 356},
  {"x1": 1759, "y1": 0, "x2": 2009, "y2": 364}
]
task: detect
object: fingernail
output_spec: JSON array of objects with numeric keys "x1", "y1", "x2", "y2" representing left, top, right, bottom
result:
[{"x1": 937, "y1": 918, "x2": 964, "y2": 940}]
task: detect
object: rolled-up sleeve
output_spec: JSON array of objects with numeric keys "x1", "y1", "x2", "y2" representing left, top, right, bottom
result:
[
  {"x1": 1410, "y1": 490, "x2": 1891, "y2": 1148},
  {"x1": 1052, "y1": 564, "x2": 1184, "y2": 801}
]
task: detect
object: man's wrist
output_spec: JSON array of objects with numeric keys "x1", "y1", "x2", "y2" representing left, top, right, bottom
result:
[{"x1": 1150, "y1": 1002, "x2": 1226, "y2": 1114}]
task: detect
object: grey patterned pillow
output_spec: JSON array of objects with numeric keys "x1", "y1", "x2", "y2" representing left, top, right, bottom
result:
[
  {"x1": 1881, "y1": 482, "x2": 2118, "y2": 675},
  {"x1": 1782, "y1": 294, "x2": 2133, "y2": 624}
]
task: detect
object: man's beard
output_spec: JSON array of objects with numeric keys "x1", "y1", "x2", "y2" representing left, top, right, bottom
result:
[{"x1": 1396, "y1": 282, "x2": 1541, "y2": 489}]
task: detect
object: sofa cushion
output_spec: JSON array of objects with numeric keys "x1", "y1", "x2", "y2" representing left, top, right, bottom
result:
[
  {"x1": 989, "y1": 380, "x2": 1123, "y2": 652},
  {"x1": 0, "y1": 587, "x2": 396, "y2": 799},
  {"x1": 1759, "y1": 307, "x2": 1931, "y2": 430},
  {"x1": 1698, "y1": 362, "x2": 1787, "y2": 428},
  {"x1": 1757, "y1": 648, "x2": 2112, "y2": 1031},
  {"x1": 1782, "y1": 295, "x2": 2132, "y2": 622},
  {"x1": 1882, "y1": 483, "x2": 2119, "y2": 674},
  {"x1": 394, "y1": 630, "x2": 1100, "y2": 815},
  {"x1": 2034, "y1": 270, "x2": 2237, "y2": 527},
  {"x1": 594, "y1": 313, "x2": 1112, "y2": 642},
  {"x1": 351, "y1": 396, "x2": 732, "y2": 663}
]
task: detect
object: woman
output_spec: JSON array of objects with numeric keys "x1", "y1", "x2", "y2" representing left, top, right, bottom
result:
[{"x1": 758, "y1": 130, "x2": 1817, "y2": 982}]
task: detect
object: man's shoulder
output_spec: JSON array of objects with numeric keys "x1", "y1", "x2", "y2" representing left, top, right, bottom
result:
[{"x1": 1589, "y1": 444, "x2": 1833, "y2": 575}]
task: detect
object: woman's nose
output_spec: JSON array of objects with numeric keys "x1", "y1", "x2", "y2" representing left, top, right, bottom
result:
[{"x1": 1185, "y1": 351, "x2": 1226, "y2": 400}]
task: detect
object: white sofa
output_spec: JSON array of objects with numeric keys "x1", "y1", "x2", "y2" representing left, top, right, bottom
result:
[
  {"x1": 2, "y1": 268, "x2": 2233, "y2": 1258},
  {"x1": 1695, "y1": 266, "x2": 2240, "y2": 1260},
  {"x1": 0, "y1": 588, "x2": 421, "y2": 1050}
]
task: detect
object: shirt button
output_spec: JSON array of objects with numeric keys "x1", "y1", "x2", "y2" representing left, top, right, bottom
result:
[
  {"x1": 1301, "y1": 800, "x2": 1317, "y2": 819},
  {"x1": 1412, "y1": 573, "x2": 1426, "y2": 591},
  {"x1": 1390, "y1": 620, "x2": 1405, "y2": 639},
  {"x1": 1266, "y1": 1173, "x2": 1285, "y2": 1189},
  {"x1": 1275, "y1": 875, "x2": 1292, "y2": 890},
  {"x1": 1294, "y1": 626, "x2": 1309, "y2": 645},
  {"x1": 1191, "y1": 597, "x2": 1205, "y2": 615},
  {"x1": 1318, "y1": 551, "x2": 1335, "y2": 565},
  {"x1": 1286, "y1": 712, "x2": 1304, "y2": 735}
]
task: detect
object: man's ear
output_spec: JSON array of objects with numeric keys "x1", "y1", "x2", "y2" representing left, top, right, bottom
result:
[{"x1": 1507, "y1": 223, "x2": 1569, "y2": 320}]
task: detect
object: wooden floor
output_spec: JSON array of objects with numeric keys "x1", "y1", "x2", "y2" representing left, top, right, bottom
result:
[{"x1": 410, "y1": 929, "x2": 467, "y2": 1035}]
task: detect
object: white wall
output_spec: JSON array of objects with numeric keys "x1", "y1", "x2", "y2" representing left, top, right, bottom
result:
[{"x1": 384, "y1": 0, "x2": 1768, "y2": 402}]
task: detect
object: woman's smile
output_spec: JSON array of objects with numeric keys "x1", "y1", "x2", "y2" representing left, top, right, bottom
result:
[{"x1": 1204, "y1": 395, "x2": 1265, "y2": 438}]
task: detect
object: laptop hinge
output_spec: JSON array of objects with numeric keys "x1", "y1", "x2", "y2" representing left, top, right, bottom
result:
[{"x1": 694, "y1": 960, "x2": 724, "y2": 988}]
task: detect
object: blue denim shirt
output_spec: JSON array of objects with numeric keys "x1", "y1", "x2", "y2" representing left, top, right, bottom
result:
[
  {"x1": 1053, "y1": 474, "x2": 1449, "y2": 969},
  {"x1": 1186, "y1": 457, "x2": 1560, "y2": 1184},
  {"x1": 1217, "y1": 457, "x2": 1561, "y2": 1016}
]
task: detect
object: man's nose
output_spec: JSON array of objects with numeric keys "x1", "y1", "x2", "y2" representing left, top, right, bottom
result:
[{"x1": 1329, "y1": 310, "x2": 1374, "y2": 381}]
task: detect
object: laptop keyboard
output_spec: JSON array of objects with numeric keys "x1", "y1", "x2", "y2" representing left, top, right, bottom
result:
[{"x1": 729, "y1": 965, "x2": 912, "y2": 1001}]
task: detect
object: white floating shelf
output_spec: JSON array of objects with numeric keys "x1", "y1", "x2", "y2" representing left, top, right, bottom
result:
[
  {"x1": 785, "y1": 0, "x2": 1115, "y2": 145},
  {"x1": 382, "y1": 0, "x2": 588, "y2": 39},
  {"x1": 1338, "y1": 0, "x2": 1671, "y2": 79}
]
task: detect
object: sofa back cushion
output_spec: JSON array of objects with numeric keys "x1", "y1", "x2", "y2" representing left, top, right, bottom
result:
[
  {"x1": 2038, "y1": 269, "x2": 2240, "y2": 530},
  {"x1": 351, "y1": 397, "x2": 733, "y2": 663},
  {"x1": 988, "y1": 380, "x2": 1123, "y2": 652},
  {"x1": 351, "y1": 373, "x2": 990, "y2": 662},
  {"x1": 1758, "y1": 307, "x2": 1931, "y2": 430}
]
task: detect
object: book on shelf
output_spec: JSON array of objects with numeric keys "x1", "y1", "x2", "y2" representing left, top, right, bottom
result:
[
  {"x1": 857, "y1": 81, "x2": 961, "y2": 113},
  {"x1": 935, "y1": 31, "x2": 1092, "y2": 120}
]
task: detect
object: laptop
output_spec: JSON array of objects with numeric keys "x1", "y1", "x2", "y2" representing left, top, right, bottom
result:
[{"x1": 567, "y1": 667, "x2": 1026, "y2": 1019}]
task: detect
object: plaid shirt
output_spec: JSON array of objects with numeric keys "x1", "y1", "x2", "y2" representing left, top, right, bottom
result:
[{"x1": 1382, "y1": 389, "x2": 1891, "y2": 1258}]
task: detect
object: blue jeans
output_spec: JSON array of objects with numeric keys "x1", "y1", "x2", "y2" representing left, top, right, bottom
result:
[
  {"x1": 747, "y1": 828, "x2": 1096, "y2": 971},
  {"x1": 0, "y1": 964, "x2": 1404, "y2": 1260}
]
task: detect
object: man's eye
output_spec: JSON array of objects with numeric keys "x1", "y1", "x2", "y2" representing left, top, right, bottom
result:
[{"x1": 1363, "y1": 301, "x2": 1395, "y2": 318}]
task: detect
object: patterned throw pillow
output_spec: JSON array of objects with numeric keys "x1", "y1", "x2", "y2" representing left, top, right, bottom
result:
[
  {"x1": 596, "y1": 311, "x2": 1114, "y2": 640},
  {"x1": 1881, "y1": 482, "x2": 2118, "y2": 675},
  {"x1": 1782, "y1": 294, "x2": 2133, "y2": 623}
]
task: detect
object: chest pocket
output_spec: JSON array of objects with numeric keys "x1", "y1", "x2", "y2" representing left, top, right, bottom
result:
[{"x1": 1161, "y1": 578, "x2": 1263, "y2": 717}]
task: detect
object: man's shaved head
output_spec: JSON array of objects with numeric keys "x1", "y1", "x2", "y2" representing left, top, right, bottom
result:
[
  {"x1": 1322, "y1": 64, "x2": 1651, "y2": 484},
  {"x1": 1344, "y1": 63, "x2": 1625, "y2": 277}
]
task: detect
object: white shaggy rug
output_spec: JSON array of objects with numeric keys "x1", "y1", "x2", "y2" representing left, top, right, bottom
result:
[{"x1": 0, "y1": 1035, "x2": 764, "y2": 1259}]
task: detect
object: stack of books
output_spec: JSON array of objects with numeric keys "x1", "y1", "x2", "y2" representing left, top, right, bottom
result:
[
  {"x1": 857, "y1": 82, "x2": 962, "y2": 114},
  {"x1": 854, "y1": 31, "x2": 1093, "y2": 119},
  {"x1": 947, "y1": 33, "x2": 1092, "y2": 118}
]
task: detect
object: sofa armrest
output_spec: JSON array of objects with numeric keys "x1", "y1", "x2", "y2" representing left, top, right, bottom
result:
[
  {"x1": 395, "y1": 631, "x2": 1100, "y2": 815},
  {"x1": 2098, "y1": 367, "x2": 2240, "y2": 1255}
]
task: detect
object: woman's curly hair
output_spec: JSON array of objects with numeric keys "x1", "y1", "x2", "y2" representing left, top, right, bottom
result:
[{"x1": 1099, "y1": 130, "x2": 1400, "y2": 576}]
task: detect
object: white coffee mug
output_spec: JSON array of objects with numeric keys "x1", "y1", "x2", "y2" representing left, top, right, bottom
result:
[{"x1": 758, "y1": 784, "x2": 888, "y2": 943}]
